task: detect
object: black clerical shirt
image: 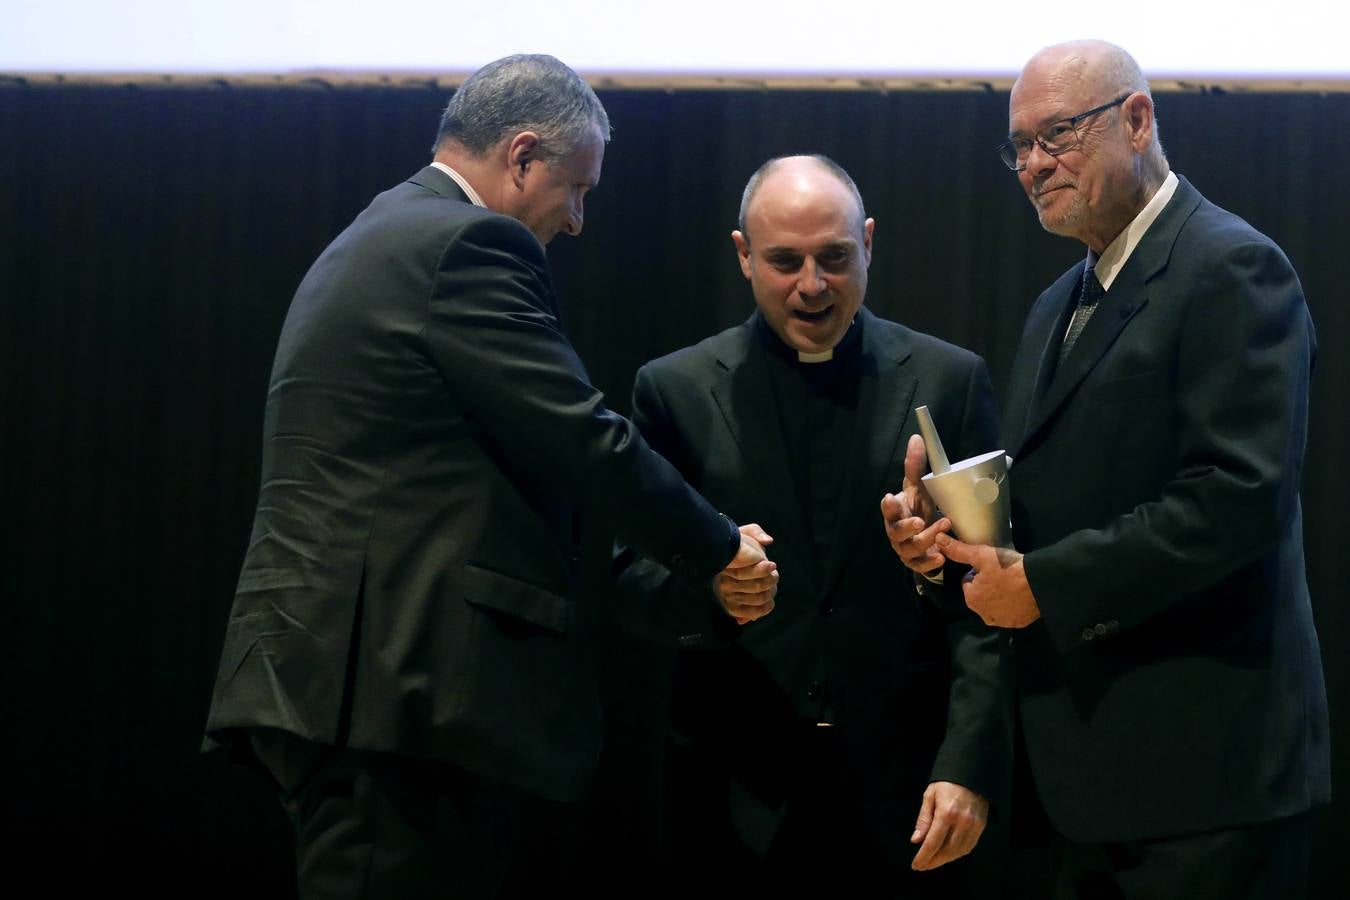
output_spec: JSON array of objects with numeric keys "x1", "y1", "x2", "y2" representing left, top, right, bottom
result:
[{"x1": 756, "y1": 314, "x2": 864, "y2": 574}]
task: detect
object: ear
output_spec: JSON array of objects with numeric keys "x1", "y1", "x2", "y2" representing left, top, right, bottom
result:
[
  {"x1": 731, "y1": 230, "x2": 753, "y2": 280},
  {"x1": 506, "y1": 131, "x2": 542, "y2": 190},
  {"x1": 862, "y1": 217, "x2": 875, "y2": 268},
  {"x1": 1122, "y1": 92, "x2": 1154, "y2": 155}
]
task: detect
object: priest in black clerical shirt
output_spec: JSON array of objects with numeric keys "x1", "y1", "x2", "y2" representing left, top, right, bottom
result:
[{"x1": 613, "y1": 155, "x2": 1011, "y2": 898}]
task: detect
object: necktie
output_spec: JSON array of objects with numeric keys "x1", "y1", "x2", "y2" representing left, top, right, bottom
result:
[{"x1": 1059, "y1": 264, "x2": 1105, "y2": 365}]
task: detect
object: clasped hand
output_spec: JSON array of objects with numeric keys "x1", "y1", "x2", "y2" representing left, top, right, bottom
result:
[{"x1": 715, "y1": 524, "x2": 777, "y2": 624}]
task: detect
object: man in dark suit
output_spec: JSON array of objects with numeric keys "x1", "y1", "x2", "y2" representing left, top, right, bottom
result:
[
  {"x1": 919, "y1": 41, "x2": 1329, "y2": 898},
  {"x1": 616, "y1": 155, "x2": 1011, "y2": 896},
  {"x1": 204, "y1": 54, "x2": 777, "y2": 899}
]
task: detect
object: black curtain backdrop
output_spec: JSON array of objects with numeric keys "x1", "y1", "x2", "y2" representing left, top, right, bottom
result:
[{"x1": 3, "y1": 83, "x2": 1346, "y2": 895}]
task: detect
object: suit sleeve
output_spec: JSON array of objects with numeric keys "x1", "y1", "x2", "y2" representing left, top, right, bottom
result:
[
  {"x1": 1026, "y1": 239, "x2": 1314, "y2": 652},
  {"x1": 613, "y1": 361, "x2": 741, "y2": 644},
  {"x1": 927, "y1": 355, "x2": 1014, "y2": 801},
  {"x1": 421, "y1": 215, "x2": 737, "y2": 579}
]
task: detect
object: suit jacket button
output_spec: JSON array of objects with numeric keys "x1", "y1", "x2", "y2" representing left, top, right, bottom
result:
[
  {"x1": 806, "y1": 681, "x2": 823, "y2": 701},
  {"x1": 1106, "y1": 619, "x2": 1120, "y2": 631},
  {"x1": 819, "y1": 603, "x2": 835, "y2": 616},
  {"x1": 1081, "y1": 628, "x2": 1095, "y2": 642},
  {"x1": 1094, "y1": 623, "x2": 1108, "y2": 636}
]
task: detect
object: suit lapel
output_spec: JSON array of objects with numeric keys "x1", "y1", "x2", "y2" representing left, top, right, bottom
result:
[
  {"x1": 1003, "y1": 266, "x2": 1081, "y2": 458},
  {"x1": 1025, "y1": 274, "x2": 1149, "y2": 437},
  {"x1": 1016, "y1": 177, "x2": 1203, "y2": 453},
  {"x1": 709, "y1": 318, "x2": 822, "y2": 593},
  {"x1": 819, "y1": 310, "x2": 915, "y2": 597}
]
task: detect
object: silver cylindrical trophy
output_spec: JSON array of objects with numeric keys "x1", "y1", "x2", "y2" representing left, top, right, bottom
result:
[{"x1": 914, "y1": 406, "x2": 1012, "y2": 549}]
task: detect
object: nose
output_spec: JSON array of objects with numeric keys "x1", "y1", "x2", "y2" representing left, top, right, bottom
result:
[
  {"x1": 1023, "y1": 139, "x2": 1058, "y2": 178},
  {"x1": 796, "y1": 257, "x2": 827, "y2": 297},
  {"x1": 562, "y1": 197, "x2": 584, "y2": 237}
]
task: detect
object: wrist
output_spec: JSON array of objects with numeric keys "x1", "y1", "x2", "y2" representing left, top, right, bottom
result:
[{"x1": 719, "y1": 513, "x2": 740, "y2": 567}]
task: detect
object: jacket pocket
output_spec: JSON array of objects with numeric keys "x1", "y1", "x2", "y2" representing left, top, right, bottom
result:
[{"x1": 460, "y1": 563, "x2": 571, "y2": 634}]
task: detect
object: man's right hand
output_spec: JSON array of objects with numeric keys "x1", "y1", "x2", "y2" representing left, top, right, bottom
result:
[
  {"x1": 882, "y1": 434, "x2": 951, "y2": 575},
  {"x1": 716, "y1": 523, "x2": 777, "y2": 623}
]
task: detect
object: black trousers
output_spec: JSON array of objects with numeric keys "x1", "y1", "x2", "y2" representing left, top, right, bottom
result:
[
  {"x1": 663, "y1": 724, "x2": 973, "y2": 899},
  {"x1": 248, "y1": 729, "x2": 581, "y2": 900},
  {"x1": 1011, "y1": 810, "x2": 1312, "y2": 900}
]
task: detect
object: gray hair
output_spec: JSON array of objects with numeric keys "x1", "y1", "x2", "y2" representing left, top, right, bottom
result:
[
  {"x1": 432, "y1": 53, "x2": 610, "y2": 161},
  {"x1": 737, "y1": 154, "x2": 866, "y2": 244},
  {"x1": 1093, "y1": 42, "x2": 1167, "y2": 170}
]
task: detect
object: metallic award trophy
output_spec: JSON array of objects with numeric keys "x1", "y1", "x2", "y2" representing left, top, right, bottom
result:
[{"x1": 914, "y1": 406, "x2": 1013, "y2": 549}]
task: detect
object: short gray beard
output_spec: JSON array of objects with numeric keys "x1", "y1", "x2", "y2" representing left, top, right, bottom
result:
[{"x1": 1038, "y1": 189, "x2": 1087, "y2": 239}]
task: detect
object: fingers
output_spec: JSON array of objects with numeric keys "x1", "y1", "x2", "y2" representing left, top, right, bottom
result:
[
  {"x1": 719, "y1": 559, "x2": 778, "y2": 589},
  {"x1": 910, "y1": 808, "x2": 952, "y2": 871},
  {"x1": 903, "y1": 434, "x2": 929, "y2": 488},
  {"x1": 880, "y1": 491, "x2": 915, "y2": 524},
  {"x1": 738, "y1": 522, "x2": 774, "y2": 547},
  {"x1": 721, "y1": 593, "x2": 775, "y2": 623},
  {"x1": 727, "y1": 534, "x2": 767, "y2": 569},
  {"x1": 715, "y1": 559, "x2": 777, "y2": 623},
  {"x1": 908, "y1": 519, "x2": 952, "y2": 572},
  {"x1": 910, "y1": 784, "x2": 989, "y2": 871},
  {"x1": 910, "y1": 784, "x2": 935, "y2": 844},
  {"x1": 884, "y1": 498, "x2": 952, "y2": 574},
  {"x1": 933, "y1": 532, "x2": 978, "y2": 567},
  {"x1": 723, "y1": 601, "x2": 777, "y2": 623}
]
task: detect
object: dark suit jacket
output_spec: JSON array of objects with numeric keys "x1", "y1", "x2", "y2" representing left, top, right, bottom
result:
[
  {"x1": 205, "y1": 166, "x2": 738, "y2": 803},
  {"x1": 618, "y1": 308, "x2": 1012, "y2": 860},
  {"x1": 1004, "y1": 175, "x2": 1330, "y2": 842}
]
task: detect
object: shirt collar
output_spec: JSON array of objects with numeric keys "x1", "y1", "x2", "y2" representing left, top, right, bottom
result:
[
  {"x1": 429, "y1": 161, "x2": 486, "y2": 208},
  {"x1": 1089, "y1": 170, "x2": 1178, "y2": 291}
]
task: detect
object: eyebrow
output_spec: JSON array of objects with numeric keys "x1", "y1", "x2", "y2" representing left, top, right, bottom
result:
[
  {"x1": 1008, "y1": 109, "x2": 1073, "y2": 140},
  {"x1": 763, "y1": 238, "x2": 856, "y2": 256}
]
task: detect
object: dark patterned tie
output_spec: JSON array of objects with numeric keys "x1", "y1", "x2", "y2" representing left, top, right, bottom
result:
[{"x1": 1059, "y1": 264, "x2": 1105, "y2": 365}]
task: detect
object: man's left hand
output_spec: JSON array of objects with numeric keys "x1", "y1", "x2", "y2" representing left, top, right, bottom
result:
[
  {"x1": 910, "y1": 781, "x2": 989, "y2": 871},
  {"x1": 935, "y1": 534, "x2": 1041, "y2": 628}
]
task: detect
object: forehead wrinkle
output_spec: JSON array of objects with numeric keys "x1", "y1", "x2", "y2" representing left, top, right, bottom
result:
[{"x1": 1011, "y1": 48, "x2": 1098, "y2": 123}]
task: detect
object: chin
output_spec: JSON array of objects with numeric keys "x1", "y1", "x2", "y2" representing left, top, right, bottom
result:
[
  {"x1": 787, "y1": 331, "x2": 837, "y2": 355},
  {"x1": 1038, "y1": 199, "x2": 1086, "y2": 238},
  {"x1": 1038, "y1": 213, "x2": 1067, "y2": 235}
]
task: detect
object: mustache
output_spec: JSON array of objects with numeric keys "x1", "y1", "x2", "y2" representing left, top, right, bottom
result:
[{"x1": 1033, "y1": 178, "x2": 1075, "y2": 198}]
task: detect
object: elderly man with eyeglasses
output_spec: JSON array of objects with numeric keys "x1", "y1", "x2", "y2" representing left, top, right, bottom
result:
[{"x1": 890, "y1": 39, "x2": 1329, "y2": 899}]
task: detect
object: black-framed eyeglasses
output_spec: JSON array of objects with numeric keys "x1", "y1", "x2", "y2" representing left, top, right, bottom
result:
[{"x1": 996, "y1": 94, "x2": 1131, "y2": 171}]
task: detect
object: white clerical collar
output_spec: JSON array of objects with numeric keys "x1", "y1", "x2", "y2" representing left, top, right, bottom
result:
[
  {"x1": 429, "y1": 161, "x2": 486, "y2": 208},
  {"x1": 1089, "y1": 170, "x2": 1178, "y2": 290},
  {"x1": 795, "y1": 314, "x2": 862, "y2": 362}
]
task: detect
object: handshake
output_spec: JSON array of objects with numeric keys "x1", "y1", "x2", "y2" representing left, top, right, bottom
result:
[{"x1": 716, "y1": 523, "x2": 778, "y2": 624}]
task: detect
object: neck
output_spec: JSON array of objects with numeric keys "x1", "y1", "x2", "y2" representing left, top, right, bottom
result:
[
  {"x1": 1083, "y1": 168, "x2": 1166, "y2": 255},
  {"x1": 433, "y1": 145, "x2": 501, "y2": 213}
]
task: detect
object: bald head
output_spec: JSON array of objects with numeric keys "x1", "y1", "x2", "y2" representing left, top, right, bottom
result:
[
  {"x1": 1009, "y1": 40, "x2": 1168, "y2": 252},
  {"x1": 737, "y1": 155, "x2": 866, "y2": 246},
  {"x1": 1016, "y1": 40, "x2": 1149, "y2": 111},
  {"x1": 1013, "y1": 40, "x2": 1165, "y2": 174}
]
